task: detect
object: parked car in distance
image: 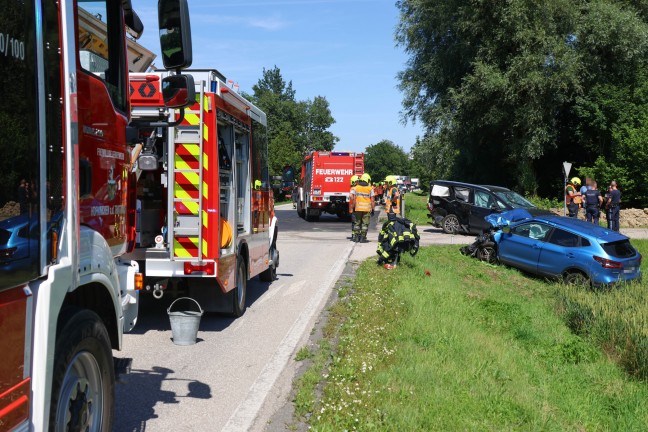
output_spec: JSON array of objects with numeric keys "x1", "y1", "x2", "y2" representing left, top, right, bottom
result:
[
  {"x1": 491, "y1": 213, "x2": 642, "y2": 287},
  {"x1": 427, "y1": 180, "x2": 550, "y2": 234},
  {"x1": 0, "y1": 213, "x2": 39, "y2": 273}
]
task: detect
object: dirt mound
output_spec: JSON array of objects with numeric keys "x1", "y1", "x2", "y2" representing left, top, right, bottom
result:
[
  {"x1": 0, "y1": 201, "x2": 20, "y2": 219},
  {"x1": 549, "y1": 207, "x2": 648, "y2": 228}
]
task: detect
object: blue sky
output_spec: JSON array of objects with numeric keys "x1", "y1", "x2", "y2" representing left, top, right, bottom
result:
[{"x1": 136, "y1": 0, "x2": 423, "y2": 154}]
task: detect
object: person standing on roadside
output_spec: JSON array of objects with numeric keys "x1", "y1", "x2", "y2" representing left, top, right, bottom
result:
[
  {"x1": 603, "y1": 185, "x2": 612, "y2": 228},
  {"x1": 607, "y1": 181, "x2": 621, "y2": 232},
  {"x1": 348, "y1": 175, "x2": 359, "y2": 240},
  {"x1": 583, "y1": 181, "x2": 603, "y2": 225},
  {"x1": 565, "y1": 177, "x2": 582, "y2": 218},
  {"x1": 349, "y1": 173, "x2": 374, "y2": 243},
  {"x1": 384, "y1": 175, "x2": 401, "y2": 215}
]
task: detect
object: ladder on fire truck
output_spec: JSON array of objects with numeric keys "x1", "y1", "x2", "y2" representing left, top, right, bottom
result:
[{"x1": 170, "y1": 81, "x2": 207, "y2": 261}]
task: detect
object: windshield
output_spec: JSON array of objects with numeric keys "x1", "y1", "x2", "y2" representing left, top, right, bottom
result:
[{"x1": 493, "y1": 191, "x2": 536, "y2": 209}]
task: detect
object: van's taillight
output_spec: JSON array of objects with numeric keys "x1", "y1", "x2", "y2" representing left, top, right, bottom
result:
[{"x1": 593, "y1": 256, "x2": 623, "y2": 269}]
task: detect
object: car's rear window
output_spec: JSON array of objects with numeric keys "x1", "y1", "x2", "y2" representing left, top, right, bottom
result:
[
  {"x1": 0, "y1": 229, "x2": 10, "y2": 244},
  {"x1": 430, "y1": 185, "x2": 450, "y2": 197},
  {"x1": 602, "y1": 240, "x2": 636, "y2": 258}
]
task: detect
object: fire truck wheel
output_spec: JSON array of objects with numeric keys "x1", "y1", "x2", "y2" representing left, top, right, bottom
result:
[
  {"x1": 305, "y1": 208, "x2": 319, "y2": 222},
  {"x1": 260, "y1": 245, "x2": 278, "y2": 282},
  {"x1": 232, "y1": 259, "x2": 247, "y2": 317},
  {"x1": 50, "y1": 308, "x2": 114, "y2": 432},
  {"x1": 298, "y1": 207, "x2": 305, "y2": 218}
]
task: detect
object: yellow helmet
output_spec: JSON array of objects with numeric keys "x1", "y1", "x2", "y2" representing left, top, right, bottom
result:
[
  {"x1": 570, "y1": 177, "x2": 581, "y2": 186},
  {"x1": 360, "y1": 173, "x2": 371, "y2": 183},
  {"x1": 350, "y1": 175, "x2": 359, "y2": 185},
  {"x1": 385, "y1": 175, "x2": 396, "y2": 185},
  {"x1": 254, "y1": 179, "x2": 262, "y2": 190}
]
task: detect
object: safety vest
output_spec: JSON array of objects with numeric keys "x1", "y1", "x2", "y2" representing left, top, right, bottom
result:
[
  {"x1": 565, "y1": 183, "x2": 582, "y2": 205},
  {"x1": 353, "y1": 182, "x2": 373, "y2": 212},
  {"x1": 385, "y1": 186, "x2": 400, "y2": 214}
]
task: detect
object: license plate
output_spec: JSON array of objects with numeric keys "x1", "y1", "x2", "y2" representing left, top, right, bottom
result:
[{"x1": 624, "y1": 267, "x2": 635, "y2": 273}]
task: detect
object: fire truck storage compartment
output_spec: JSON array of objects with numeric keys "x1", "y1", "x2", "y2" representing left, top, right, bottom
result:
[{"x1": 235, "y1": 127, "x2": 251, "y2": 235}]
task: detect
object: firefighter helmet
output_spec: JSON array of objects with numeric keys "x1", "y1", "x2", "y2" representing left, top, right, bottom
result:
[
  {"x1": 385, "y1": 175, "x2": 396, "y2": 185},
  {"x1": 570, "y1": 177, "x2": 581, "y2": 186},
  {"x1": 254, "y1": 179, "x2": 262, "y2": 190},
  {"x1": 350, "y1": 175, "x2": 359, "y2": 185},
  {"x1": 360, "y1": 173, "x2": 371, "y2": 183}
]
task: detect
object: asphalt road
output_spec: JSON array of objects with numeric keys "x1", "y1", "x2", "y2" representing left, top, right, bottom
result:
[{"x1": 113, "y1": 204, "x2": 356, "y2": 431}]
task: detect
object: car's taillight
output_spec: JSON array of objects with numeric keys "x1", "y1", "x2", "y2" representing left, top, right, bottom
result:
[
  {"x1": 0, "y1": 247, "x2": 17, "y2": 258},
  {"x1": 593, "y1": 256, "x2": 623, "y2": 269}
]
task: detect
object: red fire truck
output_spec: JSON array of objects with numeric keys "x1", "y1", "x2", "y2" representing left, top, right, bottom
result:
[
  {"x1": 296, "y1": 151, "x2": 364, "y2": 221},
  {"x1": 127, "y1": 69, "x2": 279, "y2": 316},
  {"x1": 0, "y1": 0, "x2": 192, "y2": 429}
]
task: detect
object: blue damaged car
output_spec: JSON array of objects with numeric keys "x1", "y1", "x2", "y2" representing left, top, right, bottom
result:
[{"x1": 487, "y1": 211, "x2": 642, "y2": 286}]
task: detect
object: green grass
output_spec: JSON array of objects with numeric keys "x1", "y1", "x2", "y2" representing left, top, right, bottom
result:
[
  {"x1": 401, "y1": 191, "x2": 429, "y2": 226},
  {"x1": 296, "y1": 242, "x2": 648, "y2": 431},
  {"x1": 557, "y1": 239, "x2": 648, "y2": 380}
]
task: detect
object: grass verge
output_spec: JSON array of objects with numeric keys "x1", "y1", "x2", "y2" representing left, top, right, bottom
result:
[
  {"x1": 401, "y1": 191, "x2": 429, "y2": 226},
  {"x1": 294, "y1": 241, "x2": 648, "y2": 431}
]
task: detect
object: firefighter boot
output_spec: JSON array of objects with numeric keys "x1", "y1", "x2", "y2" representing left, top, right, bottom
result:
[
  {"x1": 360, "y1": 232, "x2": 368, "y2": 243},
  {"x1": 353, "y1": 233, "x2": 360, "y2": 242}
]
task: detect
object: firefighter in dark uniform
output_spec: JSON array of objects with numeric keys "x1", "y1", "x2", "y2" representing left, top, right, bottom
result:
[{"x1": 583, "y1": 181, "x2": 603, "y2": 225}]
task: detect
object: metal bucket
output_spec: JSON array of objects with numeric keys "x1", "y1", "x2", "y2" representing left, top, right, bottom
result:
[{"x1": 167, "y1": 297, "x2": 203, "y2": 346}]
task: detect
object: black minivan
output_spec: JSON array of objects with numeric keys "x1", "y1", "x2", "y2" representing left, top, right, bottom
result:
[{"x1": 427, "y1": 180, "x2": 549, "y2": 234}]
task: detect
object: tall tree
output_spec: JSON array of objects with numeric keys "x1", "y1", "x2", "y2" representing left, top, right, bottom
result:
[
  {"x1": 396, "y1": 0, "x2": 648, "y2": 202},
  {"x1": 364, "y1": 140, "x2": 411, "y2": 183},
  {"x1": 246, "y1": 66, "x2": 338, "y2": 175}
]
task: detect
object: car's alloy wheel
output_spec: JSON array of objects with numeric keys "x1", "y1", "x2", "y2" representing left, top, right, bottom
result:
[
  {"x1": 478, "y1": 242, "x2": 497, "y2": 264},
  {"x1": 442, "y1": 214, "x2": 460, "y2": 234},
  {"x1": 564, "y1": 271, "x2": 590, "y2": 286}
]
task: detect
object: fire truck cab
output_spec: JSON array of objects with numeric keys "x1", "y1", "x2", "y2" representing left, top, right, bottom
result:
[
  {"x1": 128, "y1": 69, "x2": 279, "y2": 316},
  {"x1": 0, "y1": 0, "x2": 192, "y2": 430},
  {"x1": 297, "y1": 151, "x2": 364, "y2": 221}
]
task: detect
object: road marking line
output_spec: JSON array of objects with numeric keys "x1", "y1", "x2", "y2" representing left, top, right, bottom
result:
[{"x1": 222, "y1": 244, "x2": 353, "y2": 432}]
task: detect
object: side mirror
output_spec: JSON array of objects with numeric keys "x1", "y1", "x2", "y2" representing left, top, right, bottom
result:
[
  {"x1": 124, "y1": 8, "x2": 144, "y2": 39},
  {"x1": 158, "y1": 0, "x2": 193, "y2": 70},
  {"x1": 502, "y1": 225, "x2": 511, "y2": 234},
  {"x1": 162, "y1": 74, "x2": 195, "y2": 108}
]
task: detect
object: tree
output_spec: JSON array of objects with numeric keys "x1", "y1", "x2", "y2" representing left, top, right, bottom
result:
[
  {"x1": 395, "y1": 0, "x2": 648, "y2": 203},
  {"x1": 299, "y1": 96, "x2": 338, "y2": 153},
  {"x1": 409, "y1": 133, "x2": 457, "y2": 190},
  {"x1": 246, "y1": 66, "x2": 338, "y2": 176},
  {"x1": 364, "y1": 140, "x2": 410, "y2": 183}
]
